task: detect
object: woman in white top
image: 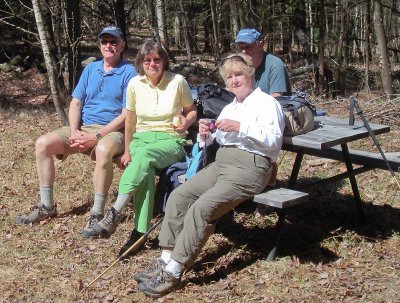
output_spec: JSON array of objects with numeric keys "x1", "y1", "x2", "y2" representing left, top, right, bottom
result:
[{"x1": 136, "y1": 53, "x2": 285, "y2": 298}]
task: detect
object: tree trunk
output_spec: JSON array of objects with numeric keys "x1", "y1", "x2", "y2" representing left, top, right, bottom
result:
[
  {"x1": 178, "y1": 0, "x2": 192, "y2": 61},
  {"x1": 32, "y1": 0, "x2": 68, "y2": 124},
  {"x1": 318, "y1": 0, "x2": 326, "y2": 93},
  {"x1": 155, "y1": 0, "x2": 168, "y2": 48},
  {"x1": 209, "y1": 0, "x2": 219, "y2": 61},
  {"x1": 113, "y1": 0, "x2": 126, "y2": 41},
  {"x1": 66, "y1": 0, "x2": 82, "y2": 92},
  {"x1": 146, "y1": 0, "x2": 161, "y2": 45},
  {"x1": 230, "y1": 1, "x2": 239, "y2": 41},
  {"x1": 373, "y1": 0, "x2": 393, "y2": 96},
  {"x1": 364, "y1": 0, "x2": 371, "y2": 95}
]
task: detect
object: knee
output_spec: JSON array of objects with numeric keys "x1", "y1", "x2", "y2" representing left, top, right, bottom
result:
[
  {"x1": 35, "y1": 135, "x2": 52, "y2": 156},
  {"x1": 95, "y1": 142, "x2": 115, "y2": 165}
]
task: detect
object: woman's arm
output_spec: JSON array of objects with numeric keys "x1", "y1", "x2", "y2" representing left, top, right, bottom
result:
[{"x1": 120, "y1": 109, "x2": 137, "y2": 167}]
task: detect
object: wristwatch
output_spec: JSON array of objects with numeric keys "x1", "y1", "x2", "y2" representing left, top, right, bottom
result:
[{"x1": 95, "y1": 131, "x2": 102, "y2": 140}]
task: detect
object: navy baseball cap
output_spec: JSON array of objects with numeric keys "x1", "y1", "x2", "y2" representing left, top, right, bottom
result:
[
  {"x1": 98, "y1": 25, "x2": 124, "y2": 39},
  {"x1": 235, "y1": 28, "x2": 261, "y2": 44}
]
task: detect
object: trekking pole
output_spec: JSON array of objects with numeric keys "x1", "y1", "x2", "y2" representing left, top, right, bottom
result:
[
  {"x1": 85, "y1": 216, "x2": 163, "y2": 289},
  {"x1": 349, "y1": 96, "x2": 400, "y2": 190}
]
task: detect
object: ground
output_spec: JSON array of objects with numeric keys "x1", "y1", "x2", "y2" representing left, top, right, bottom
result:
[{"x1": 0, "y1": 63, "x2": 399, "y2": 303}]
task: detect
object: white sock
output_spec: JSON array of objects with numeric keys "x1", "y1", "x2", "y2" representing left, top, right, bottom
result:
[
  {"x1": 39, "y1": 186, "x2": 54, "y2": 210},
  {"x1": 160, "y1": 250, "x2": 172, "y2": 264},
  {"x1": 165, "y1": 259, "x2": 182, "y2": 278},
  {"x1": 91, "y1": 193, "x2": 107, "y2": 215},
  {"x1": 113, "y1": 193, "x2": 132, "y2": 213}
]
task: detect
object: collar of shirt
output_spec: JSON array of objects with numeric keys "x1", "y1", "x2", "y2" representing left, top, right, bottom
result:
[
  {"x1": 96, "y1": 59, "x2": 128, "y2": 75},
  {"x1": 138, "y1": 71, "x2": 173, "y2": 88}
]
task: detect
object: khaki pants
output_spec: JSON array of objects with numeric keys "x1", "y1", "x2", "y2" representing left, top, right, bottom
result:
[
  {"x1": 53, "y1": 125, "x2": 124, "y2": 161},
  {"x1": 158, "y1": 146, "x2": 273, "y2": 265}
]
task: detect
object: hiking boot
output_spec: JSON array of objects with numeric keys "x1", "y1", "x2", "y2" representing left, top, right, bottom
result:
[
  {"x1": 91, "y1": 207, "x2": 122, "y2": 238},
  {"x1": 80, "y1": 213, "x2": 104, "y2": 238},
  {"x1": 137, "y1": 268, "x2": 180, "y2": 297},
  {"x1": 15, "y1": 203, "x2": 57, "y2": 225},
  {"x1": 118, "y1": 229, "x2": 145, "y2": 259},
  {"x1": 134, "y1": 258, "x2": 166, "y2": 283}
]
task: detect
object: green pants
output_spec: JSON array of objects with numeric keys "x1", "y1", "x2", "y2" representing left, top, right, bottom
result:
[{"x1": 119, "y1": 132, "x2": 186, "y2": 233}]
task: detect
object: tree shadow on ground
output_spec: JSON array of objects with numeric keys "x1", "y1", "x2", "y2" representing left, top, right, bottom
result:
[{"x1": 185, "y1": 176, "x2": 400, "y2": 286}]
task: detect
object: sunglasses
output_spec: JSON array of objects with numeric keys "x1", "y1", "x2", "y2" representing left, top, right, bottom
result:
[
  {"x1": 221, "y1": 55, "x2": 249, "y2": 67},
  {"x1": 100, "y1": 39, "x2": 119, "y2": 46},
  {"x1": 143, "y1": 57, "x2": 162, "y2": 65}
]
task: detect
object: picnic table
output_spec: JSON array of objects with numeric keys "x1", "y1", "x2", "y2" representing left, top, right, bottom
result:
[
  {"x1": 282, "y1": 115, "x2": 399, "y2": 219},
  {"x1": 253, "y1": 115, "x2": 400, "y2": 260}
]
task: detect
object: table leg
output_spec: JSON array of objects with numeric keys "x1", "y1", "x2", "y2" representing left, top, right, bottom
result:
[
  {"x1": 267, "y1": 209, "x2": 286, "y2": 261},
  {"x1": 289, "y1": 152, "x2": 304, "y2": 188},
  {"x1": 340, "y1": 144, "x2": 365, "y2": 222}
]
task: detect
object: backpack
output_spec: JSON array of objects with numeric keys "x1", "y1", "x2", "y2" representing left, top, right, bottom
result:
[
  {"x1": 275, "y1": 92, "x2": 316, "y2": 136},
  {"x1": 195, "y1": 83, "x2": 235, "y2": 120}
]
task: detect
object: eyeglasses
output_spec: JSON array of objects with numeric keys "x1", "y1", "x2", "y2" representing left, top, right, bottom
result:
[
  {"x1": 221, "y1": 54, "x2": 248, "y2": 67},
  {"x1": 143, "y1": 57, "x2": 162, "y2": 65},
  {"x1": 236, "y1": 41, "x2": 258, "y2": 52},
  {"x1": 98, "y1": 77, "x2": 105, "y2": 92},
  {"x1": 100, "y1": 39, "x2": 118, "y2": 46}
]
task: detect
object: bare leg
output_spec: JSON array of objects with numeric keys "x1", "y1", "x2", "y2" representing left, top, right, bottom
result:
[
  {"x1": 35, "y1": 132, "x2": 69, "y2": 187},
  {"x1": 92, "y1": 138, "x2": 121, "y2": 195}
]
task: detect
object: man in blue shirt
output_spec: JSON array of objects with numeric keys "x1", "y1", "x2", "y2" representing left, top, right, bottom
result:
[
  {"x1": 16, "y1": 26, "x2": 137, "y2": 237},
  {"x1": 235, "y1": 28, "x2": 291, "y2": 97}
]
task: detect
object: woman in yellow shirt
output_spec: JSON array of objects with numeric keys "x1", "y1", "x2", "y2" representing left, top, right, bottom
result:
[{"x1": 86, "y1": 41, "x2": 197, "y2": 252}]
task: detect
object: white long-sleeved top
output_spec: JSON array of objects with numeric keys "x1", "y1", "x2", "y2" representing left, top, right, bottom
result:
[{"x1": 198, "y1": 87, "x2": 285, "y2": 162}]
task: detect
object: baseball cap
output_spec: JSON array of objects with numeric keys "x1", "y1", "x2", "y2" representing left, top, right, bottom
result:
[
  {"x1": 98, "y1": 25, "x2": 124, "y2": 39},
  {"x1": 235, "y1": 28, "x2": 261, "y2": 44}
]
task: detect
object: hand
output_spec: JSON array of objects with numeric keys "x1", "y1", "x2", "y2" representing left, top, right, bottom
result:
[
  {"x1": 69, "y1": 130, "x2": 97, "y2": 153},
  {"x1": 120, "y1": 151, "x2": 131, "y2": 169},
  {"x1": 173, "y1": 115, "x2": 189, "y2": 132},
  {"x1": 198, "y1": 119, "x2": 212, "y2": 140},
  {"x1": 215, "y1": 119, "x2": 240, "y2": 132}
]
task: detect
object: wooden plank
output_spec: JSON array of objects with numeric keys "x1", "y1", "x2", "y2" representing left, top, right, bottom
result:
[
  {"x1": 253, "y1": 188, "x2": 309, "y2": 209},
  {"x1": 287, "y1": 146, "x2": 400, "y2": 172},
  {"x1": 283, "y1": 117, "x2": 390, "y2": 150}
]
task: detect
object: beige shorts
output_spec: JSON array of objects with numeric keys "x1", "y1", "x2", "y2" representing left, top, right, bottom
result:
[{"x1": 53, "y1": 125, "x2": 124, "y2": 161}]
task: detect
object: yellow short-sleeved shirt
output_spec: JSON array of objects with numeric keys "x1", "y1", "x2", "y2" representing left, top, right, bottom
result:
[{"x1": 126, "y1": 71, "x2": 194, "y2": 137}]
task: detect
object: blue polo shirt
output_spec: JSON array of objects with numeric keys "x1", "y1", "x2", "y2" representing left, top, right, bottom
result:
[
  {"x1": 255, "y1": 53, "x2": 291, "y2": 96},
  {"x1": 72, "y1": 59, "x2": 137, "y2": 125}
]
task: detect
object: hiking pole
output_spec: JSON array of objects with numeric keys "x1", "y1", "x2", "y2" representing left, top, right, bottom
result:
[
  {"x1": 85, "y1": 216, "x2": 163, "y2": 289},
  {"x1": 349, "y1": 96, "x2": 400, "y2": 190}
]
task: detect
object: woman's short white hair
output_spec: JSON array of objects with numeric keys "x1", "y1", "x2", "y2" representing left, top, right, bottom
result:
[{"x1": 219, "y1": 53, "x2": 255, "y2": 83}]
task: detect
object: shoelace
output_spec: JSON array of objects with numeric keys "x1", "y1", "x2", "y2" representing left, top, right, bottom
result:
[
  {"x1": 103, "y1": 208, "x2": 117, "y2": 226},
  {"x1": 87, "y1": 215, "x2": 101, "y2": 227},
  {"x1": 144, "y1": 259, "x2": 164, "y2": 274},
  {"x1": 149, "y1": 269, "x2": 168, "y2": 287}
]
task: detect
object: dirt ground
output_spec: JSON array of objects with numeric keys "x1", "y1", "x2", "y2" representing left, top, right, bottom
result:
[{"x1": 0, "y1": 64, "x2": 399, "y2": 303}]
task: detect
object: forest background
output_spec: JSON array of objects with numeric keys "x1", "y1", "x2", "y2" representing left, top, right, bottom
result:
[{"x1": 0, "y1": 1, "x2": 400, "y2": 302}]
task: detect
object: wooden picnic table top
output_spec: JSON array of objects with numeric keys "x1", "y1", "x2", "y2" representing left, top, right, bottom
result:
[{"x1": 283, "y1": 116, "x2": 390, "y2": 150}]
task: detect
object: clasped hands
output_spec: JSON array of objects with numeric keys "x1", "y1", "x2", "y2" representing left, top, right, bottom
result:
[{"x1": 69, "y1": 130, "x2": 98, "y2": 153}]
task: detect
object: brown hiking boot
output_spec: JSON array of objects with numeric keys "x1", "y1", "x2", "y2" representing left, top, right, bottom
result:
[
  {"x1": 15, "y1": 203, "x2": 57, "y2": 225},
  {"x1": 134, "y1": 258, "x2": 166, "y2": 283},
  {"x1": 90, "y1": 207, "x2": 122, "y2": 238},
  {"x1": 80, "y1": 213, "x2": 104, "y2": 238},
  {"x1": 137, "y1": 268, "x2": 180, "y2": 297}
]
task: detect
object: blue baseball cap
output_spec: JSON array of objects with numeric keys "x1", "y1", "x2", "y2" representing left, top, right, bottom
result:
[
  {"x1": 98, "y1": 25, "x2": 124, "y2": 39},
  {"x1": 235, "y1": 28, "x2": 261, "y2": 44}
]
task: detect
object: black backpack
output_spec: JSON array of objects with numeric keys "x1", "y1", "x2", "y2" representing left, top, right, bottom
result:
[{"x1": 195, "y1": 83, "x2": 235, "y2": 120}]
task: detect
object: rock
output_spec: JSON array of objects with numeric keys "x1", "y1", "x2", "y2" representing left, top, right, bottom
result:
[
  {"x1": 10, "y1": 55, "x2": 23, "y2": 66},
  {"x1": 0, "y1": 63, "x2": 14, "y2": 72},
  {"x1": 82, "y1": 57, "x2": 97, "y2": 67}
]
